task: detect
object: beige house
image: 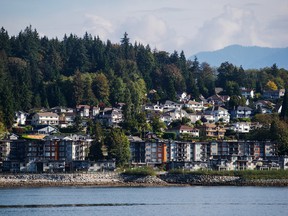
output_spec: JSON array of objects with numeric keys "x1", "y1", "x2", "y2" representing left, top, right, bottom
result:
[{"x1": 199, "y1": 123, "x2": 226, "y2": 139}]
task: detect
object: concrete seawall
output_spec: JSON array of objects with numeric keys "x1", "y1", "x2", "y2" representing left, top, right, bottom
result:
[{"x1": 0, "y1": 173, "x2": 288, "y2": 187}]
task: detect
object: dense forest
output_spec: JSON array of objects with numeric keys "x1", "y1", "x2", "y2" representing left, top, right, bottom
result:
[{"x1": 0, "y1": 26, "x2": 288, "y2": 132}]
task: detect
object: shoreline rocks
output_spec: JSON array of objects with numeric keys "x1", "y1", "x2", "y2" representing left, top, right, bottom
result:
[{"x1": 0, "y1": 173, "x2": 287, "y2": 188}]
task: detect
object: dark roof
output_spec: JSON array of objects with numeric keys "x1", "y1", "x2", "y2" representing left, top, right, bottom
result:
[{"x1": 237, "y1": 106, "x2": 253, "y2": 111}]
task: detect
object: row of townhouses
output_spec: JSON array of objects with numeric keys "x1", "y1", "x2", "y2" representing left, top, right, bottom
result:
[
  {"x1": 1, "y1": 133, "x2": 287, "y2": 172},
  {"x1": 129, "y1": 136, "x2": 288, "y2": 171},
  {"x1": 0, "y1": 134, "x2": 115, "y2": 173}
]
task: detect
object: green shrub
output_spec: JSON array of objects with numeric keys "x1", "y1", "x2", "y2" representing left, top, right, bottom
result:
[
  {"x1": 123, "y1": 167, "x2": 156, "y2": 176},
  {"x1": 168, "y1": 169, "x2": 288, "y2": 179},
  {"x1": 162, "y1": 132, "x2": 176, "y2": 140}
]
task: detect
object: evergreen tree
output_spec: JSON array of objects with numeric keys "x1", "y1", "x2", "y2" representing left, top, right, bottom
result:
[
  {"x1": 105, "y1": 128, "x2": 130, "y2": 166},
  {"x1": 123, "y1": 87, "x2": 132, "y2": 121},
  {"x1": 110, "y1": 77, "x2": 125, "y2": 105},
  {"x1": 88, "y1": 122, "x2": 105, "y2": 161},
  {"x1": 92, "y1": 73, "x2": 110, "y2": 105},
  {"x1": 82, "y1": 76, "x2": 97, "y2": 106},
  {"x1": 121, "y1": 32, "x2": 130, "y2": 60},
  {"x1": 0, "y1": 27, "x2": 10, "y2": 54},
  {"x1": 73, "y1": 69, "x2": 84, "y2": 106},
  {"x1": 0, "y1": 84, "x2": 14, "y2": 128}
]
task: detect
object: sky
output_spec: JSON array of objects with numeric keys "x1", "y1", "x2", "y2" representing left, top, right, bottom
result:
[{"x1": 1, "y1": 0, "x2": 287, "y2": 56}]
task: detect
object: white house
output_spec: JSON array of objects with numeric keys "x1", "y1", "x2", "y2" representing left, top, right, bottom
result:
[
  {"x1": 144, "y1": 103, "x2": 164, "y2": 112},
  {"x1": 181, "y1": 126, "x2": 199, "y2": 137},
  {"x1": 230, "y1": 122, "x2": 251, "y2": 133},
  {"x1": 161, "y1": 109, "x2": 190, "y2": 123},
  {"x1": 170, "y1": 125, "x2": 199, "y2": 137},
  {"x1": 162, "y1": 100, "x2": 183, "y2": 111},
  {"x1": 98, "y1": 108, "x2": 123, "y2": 126},
  {"x1": 230, "y1": 106, "x2": 253, "y2": 119},
  {"x1": 185, "y1": 100, "x2": 205, "y2": 111},
  {"x1": 14, "y1": 111, "x2": 28, "y2": 126},
  {"x1": 31, "y1": 112, "x2": 59, "y2": 126},
  {"x1": 204, "y1": 106, "x2": 230, "y2": 123}
]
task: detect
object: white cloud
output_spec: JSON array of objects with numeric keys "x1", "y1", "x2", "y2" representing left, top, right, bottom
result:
[
  {"x1": 117, "y1": 14, "x2": 172, "y2": 50},
  {"x1": 189, "y1": 5, "x2": 269, "y2": 54},
  {"x1": 83, "y1": 14, "x2": 115, "y2": 39}
]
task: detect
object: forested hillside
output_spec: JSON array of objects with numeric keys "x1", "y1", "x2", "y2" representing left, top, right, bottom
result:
[{"x1": 0, "y1": 26, "x2": 288, "y2": 130}]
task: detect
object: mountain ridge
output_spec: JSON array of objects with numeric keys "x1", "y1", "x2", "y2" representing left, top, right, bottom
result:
[{"x1": 192, "y1": 45, "x2": 288, "y2": 69}]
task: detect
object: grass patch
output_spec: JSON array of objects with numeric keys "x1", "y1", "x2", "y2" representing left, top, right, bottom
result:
[
  {"x1": 168, "y1": 169, "x2": 288, "y2": 180},
  {"x1": 122, "y1": 167, "x2": 156, "y2": 176}
]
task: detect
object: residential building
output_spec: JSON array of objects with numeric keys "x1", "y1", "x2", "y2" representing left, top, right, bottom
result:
[
  {"x1": 0, "y1": 139, "x2": 26, "y2": 163},
  {"x1": 58, "y1": 112, "x2": 75, "y2": 128},
  {"x1": 144, "y1": 103, "x2": 164, "y2": 112},
  {"x1": 185, "y1": 100, "x2": 205, "y2": 111},
  {"x1": 76, "y1": 105, "x2": 100, "y2": 118},
  {"x1": 191, "y1": 142, "x2": 208, "y2": 162},
  {"x1": 25, "y1": 134, "x2": 92, "y2": 163},
  {"x1": 188, "y1": 113, "x2": 202, "y2": 123},
  {"x1": 230, "y1": 106, "x2": 253, "y2": 119},
  {"x1": 206, "y1": 94, "x2": 230, "y2": 106},
  {"x1": 169, "y1": 125, "x2": 199, "y2": 138},
  {"x1": 31, "y1": 112, "x2": 59, "y2": 126},
  {"x1": 204, "y1": 106, "x2": 230, "y2": 123},
  {"x1": 230, "y1": 122, "x2": 251, "y2": 133},
  {"x1": 177, "y1": 92, "x2": 191, "y2": 103},
  {"x1": 162, "y1": 100, "x2": 183, "y2": 111},
  {"x1": 240, "y1": 88, "x2": 254, "y2": 99},
  {"x1": 51, "y1": 106, "x2": 74, "y2": 114},
  {"x1": 254, "y1": 100, "x2": 275, "y2": 114},
  {"x1": 14, "y1": 111, "x2": 28, "y2": 126},
  {"x1": 167, "y1": 141, "x2": 191, "y2": 162},
  {"x1": 129, "y1": 136, "x2": 146, "y2": 164},
  {"x1": 263, "y1": 89, "x2": 285, "y2": 99},
  {"x1": 33, "y1": 125, "x2": 59, "y2": 134},
  {"x1": 145, "y1": 140, "x2": 167, "y2": 164},
  {"x1": 98, "y1": 108, "x2": 123, "y2": 127},
  {"x1": 199, "y1": 123, "x2": 226, "y2": 139}
]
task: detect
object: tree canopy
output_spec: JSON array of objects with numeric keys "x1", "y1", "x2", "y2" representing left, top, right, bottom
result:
[{"x1": 0, "y1": 26, "x2": 288, "y2": 132}]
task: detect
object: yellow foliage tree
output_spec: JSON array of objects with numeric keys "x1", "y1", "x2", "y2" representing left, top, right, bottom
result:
[{"x1": 266, "y1": 80, "x2": 278, "y2": 91}]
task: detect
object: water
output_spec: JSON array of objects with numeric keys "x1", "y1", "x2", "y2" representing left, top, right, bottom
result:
[{"x1": 0, "y1": 186, "x2": 287, "y2": 216}]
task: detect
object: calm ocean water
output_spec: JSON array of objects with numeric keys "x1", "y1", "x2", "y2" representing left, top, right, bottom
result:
[{"x1": 0, "y1": 186, "x2": 287, "y2": 216}]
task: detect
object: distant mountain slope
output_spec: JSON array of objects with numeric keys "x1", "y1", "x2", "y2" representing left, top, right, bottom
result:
[{"x1": 192, "y1": 45, "x2": 288, "y2": 69}]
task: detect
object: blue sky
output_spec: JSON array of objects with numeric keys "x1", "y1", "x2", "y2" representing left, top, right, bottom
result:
[{"x1": 1, "y1": 0, "x2": 287, "y2": 56}]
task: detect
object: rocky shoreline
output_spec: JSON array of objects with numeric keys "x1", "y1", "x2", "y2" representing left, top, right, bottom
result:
[{"x1": 0, "y1": 173, "x2": 288, "y2": 188}]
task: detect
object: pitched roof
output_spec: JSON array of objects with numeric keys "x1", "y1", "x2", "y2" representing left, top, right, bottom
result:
[
  {"x1": 236, "y1": 106, "x2": 253, "y2": 111},
  {"x1": 37, "y1": 112, "x2": 59, "y2": 117},
  {"x1": 187, "y1": 100, "x2": 202, "y2": 105}
]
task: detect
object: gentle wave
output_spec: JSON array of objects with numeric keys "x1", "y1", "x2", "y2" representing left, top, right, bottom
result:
[
  {"x1": 1, "y1": 202, "x2": 287, "y2": 209},
  {"x1": 0, "y1": 203, "x2": 146, "y2": 208}
]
